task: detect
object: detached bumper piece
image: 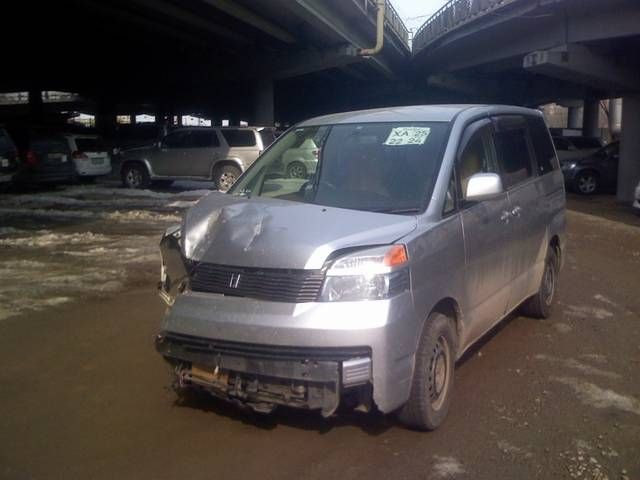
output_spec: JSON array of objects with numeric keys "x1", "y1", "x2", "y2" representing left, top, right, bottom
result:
[{"x1": 156, "y1": 332, "x2": 372, "y2": 417}]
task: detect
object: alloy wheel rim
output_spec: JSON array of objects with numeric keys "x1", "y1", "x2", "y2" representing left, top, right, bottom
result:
[
  {"x1": 428, "y1": 336, "x2": 451, "y2": 411},
  {"x1": 219, "y1": 172, "x2": 236, "y2": 191},
  {"x1": 289, "y1": 164, "x2": 306, "y2": 178},
  {"x1": 578, "y1": 175, "x2": 596, "y2": 193},
  {"x1": 126, "y1": 169, "x2": 142, "y2": 187}
]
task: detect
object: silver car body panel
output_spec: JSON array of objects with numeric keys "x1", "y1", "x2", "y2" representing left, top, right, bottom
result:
[
  {"x1": 159, "y1": 105, "x2": 566, "y2": 413},
  {"x1": 121, "y1": 128, "x2": 267, "y2": 180}
]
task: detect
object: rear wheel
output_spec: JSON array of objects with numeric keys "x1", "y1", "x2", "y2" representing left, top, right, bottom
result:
[
  {"x1": 121, "y1": 163, "x2": 150, "y2": 189},
  {"x1": 214, "y1": 164, "x2": 241, "y2": 192},
  {"x1": 397, "y1": 312, "x2": 457, "y2": 431},
  {"x1": 520, "y1": 247, "x2": 559, "y2": 319},
  {"x1": 574, "y1": 170, "x2": 599, "y2": 195}
]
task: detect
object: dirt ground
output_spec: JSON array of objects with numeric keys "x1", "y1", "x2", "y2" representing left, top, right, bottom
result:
[{"x1": 0, "y1": 188, "x2": 639, "y2": 480}]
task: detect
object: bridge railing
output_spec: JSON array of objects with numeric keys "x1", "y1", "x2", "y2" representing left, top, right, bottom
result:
[
  {"x1": 356, "y1": 0, "x2": 411, "y2": 50},
  {"x1": 413, "y1": 0, "x2": 516, "y2": 53}
]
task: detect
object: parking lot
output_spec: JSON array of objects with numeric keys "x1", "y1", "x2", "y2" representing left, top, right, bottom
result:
[{"x1": 0, "y1": 183, "x2": 638, "y2": 480}]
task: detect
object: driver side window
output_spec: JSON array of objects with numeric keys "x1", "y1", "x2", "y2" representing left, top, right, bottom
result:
[{"x1": 457, "y1": 125, "x2": 498, "y2": 201}]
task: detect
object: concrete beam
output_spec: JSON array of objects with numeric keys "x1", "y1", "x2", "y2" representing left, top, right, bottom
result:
[
  {"x1": 292, "y1": 0, "x2": 395, "y2": 78},
  {"x1": 523, "y1": 44, "x2": 640, "y2": 94},
  {"x1": 201, "y1": 0, "x2": 296, "y2": 44}
]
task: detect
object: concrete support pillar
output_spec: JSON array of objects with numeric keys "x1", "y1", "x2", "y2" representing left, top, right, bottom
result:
[
  {"x1": 609, "y1": 98, "x2": 622, "y2": 138},
  {"x1": 254, "y1": 79, "x2": 274, "y2": 126},
  {"x1": 28, "y1": 89, "x2": 43, "y2": 121},
  {"x1": 617, "y1": 96, "x2": 640, "y2": 203},
  {"x1": 582, "y1": 99, "x2": 600, "y2": 138},
  {"x1": 567, "y1": 106, "x2": 582, "y2": 129}
]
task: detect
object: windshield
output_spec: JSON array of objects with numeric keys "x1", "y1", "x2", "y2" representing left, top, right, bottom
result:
[{"x1": 229, "y1": 122, "x2": 450, "y2": 214}]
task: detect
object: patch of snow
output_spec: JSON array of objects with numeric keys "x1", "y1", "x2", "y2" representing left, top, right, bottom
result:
[
  {"x1": 432, "y1": 456, "x2": 465, "y2": 478},
  {"x1": 0, "y1": 207, "x2": 181, "y2": 223},
  {"x1": 564, "y1": 305, "x2": 614, "y2": 320},
  {"x1": 535, "y1": 355, "x2": 620, "y2": 379},
  {"x1": 553, "y1": 322, "x2": 572, "y2": 334},
  {"x1": 593, "y1": 294, "x2": 619, "y2": 308},
  {"x1": 552, "y1": 376, "x2": 640, "y2": 416}
]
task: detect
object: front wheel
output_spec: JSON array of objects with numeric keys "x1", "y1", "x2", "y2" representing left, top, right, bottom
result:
[
  {"x1": 214, "y1": 165, "x2": 242, "y2": 192},
  {"x1": 121, "y1": 163, "x2": 150, "y2": 189},
  {"x1": 397, "y1": 312, "x2": 457, "y2": 431},
  {"x1": 574, "y1": 170, "x2": 599, "y2": 195}
]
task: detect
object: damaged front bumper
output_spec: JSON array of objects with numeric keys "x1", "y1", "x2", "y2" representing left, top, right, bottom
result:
[{"x1": 156, "y1": 332, "x2": 372, "y2": 416}]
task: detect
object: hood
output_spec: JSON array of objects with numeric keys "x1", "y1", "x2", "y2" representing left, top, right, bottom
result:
[{"x1": 182, "y1": 193, "x2": 417, "y2": 270}]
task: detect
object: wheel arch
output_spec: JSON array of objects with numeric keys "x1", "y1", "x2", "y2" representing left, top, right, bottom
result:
[
  {"x1": 210, "y1": 158, "x2": 244, "y2": 178},
  {"x1": 120, "y1": 158, "x2": 153, "y2": 178},
  {"x1": 430, "y1": 297, "x2": 464, "y2": 356}
]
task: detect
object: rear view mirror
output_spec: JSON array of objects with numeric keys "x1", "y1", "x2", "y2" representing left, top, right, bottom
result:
[{"x1": 465, "y1": 173, "x2": 503, "y2": 201}]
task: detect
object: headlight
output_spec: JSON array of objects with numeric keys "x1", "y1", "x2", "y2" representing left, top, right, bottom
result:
[
  {"x1": 319, "y1": 245, "x2": 410, "y2": 302},
  {"x1": 562, "y1": 162, "x2": 577, "y2": 170},
  {"x1": 159, "y1": 225, "x2": 188, "y2": 306}
]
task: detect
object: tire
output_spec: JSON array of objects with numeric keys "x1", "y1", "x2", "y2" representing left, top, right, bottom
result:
[
  {"x1": 520, "y1": 247, "x2": 559, "y2": 319},
  {"x1": 214, "y1": 164, "x2": 241, "y2": 192},
  {"x1": 121, "y1": 163, "x2": 150, "y2": 189},
  {"x1": 151, "y1": 179, "x2": 174, "y2": 188},
  {"x1": 397, "y1": 312, "x2": 457, "y2": 431},
  {"x1": 286, "y1": 161, "x2": 307, "y2": 179},
  {"x1": 574, "y1": 170, "x2": 599, "y2": 195}
]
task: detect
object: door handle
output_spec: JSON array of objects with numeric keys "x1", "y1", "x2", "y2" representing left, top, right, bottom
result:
[
  {"x1": 511, "y1": 206, "x2": 522, "y2": 218},
  {"x1": 500, "y1": 211, "x2": 511, "y2": 224}
]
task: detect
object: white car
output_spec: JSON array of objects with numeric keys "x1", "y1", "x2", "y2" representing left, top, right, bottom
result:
[
  {"x1": 634, "y1": 180, "x2": 640, "y2": 213},
  {"x1": 64, "y1": 134, "x2": 111, "y2": 179}
]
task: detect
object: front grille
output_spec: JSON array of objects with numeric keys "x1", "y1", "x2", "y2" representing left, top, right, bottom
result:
[
  {"x1": 190, "y1": 262, "x2": 324, "y2": 303},
  {"x1": 159, "y1": 332, "x2": 371, "y2": 362}
]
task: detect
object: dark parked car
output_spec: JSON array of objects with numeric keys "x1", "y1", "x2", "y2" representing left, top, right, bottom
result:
[
  {"x1": 561, "y1": 141, "x2": 619, "y2": 194},
  {"x1": 16, "y1": 135, "x2": 77, "y2": 185},
  {"x1": 0, "y1": 127, "x2": 19, "y2": 190},
  {"x1": 552, "y1": 136, "x2": 603, "y2": 164}
]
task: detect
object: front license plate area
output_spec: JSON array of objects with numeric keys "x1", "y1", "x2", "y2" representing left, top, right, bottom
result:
[{"x1": 190, "y1": 364, "x2": 228, "y2": 387}]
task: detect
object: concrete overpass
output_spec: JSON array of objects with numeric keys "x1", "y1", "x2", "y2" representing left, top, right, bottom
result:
[
  {"x1": 1, "y1": 0, "x2": 410, "y2": 126},
  {"x1": 411, "y1": 0, "x2": 640, "y2": 202}
]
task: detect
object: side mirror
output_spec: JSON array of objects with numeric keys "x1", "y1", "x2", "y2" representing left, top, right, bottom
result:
[{"x1": 465, "y1": 173, "x2": 504, "y2": 202}]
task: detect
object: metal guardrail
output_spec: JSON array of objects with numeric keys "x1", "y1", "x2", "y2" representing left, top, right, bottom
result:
[
  {"x1": 413, "y1": 0, "x2": 517, "y2": 53},
  {"x1": 356, "y1": 0, "x2": 411, "y2": 49}
]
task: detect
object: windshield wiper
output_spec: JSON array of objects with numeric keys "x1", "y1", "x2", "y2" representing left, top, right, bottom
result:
[{"x1": 371, "y1": 207, "x2": 421, "y2": 214}]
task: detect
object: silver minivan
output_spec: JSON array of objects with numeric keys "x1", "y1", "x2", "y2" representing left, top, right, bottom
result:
[
  {"x1": 120, "y1": 127, "x2": 275, "y2": 191},
  {"x1": 156, "y1": 105, "x2": 566, "y2": 430}
]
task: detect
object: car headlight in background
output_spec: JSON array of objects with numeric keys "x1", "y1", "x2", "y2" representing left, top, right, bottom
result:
[
  {"x1": 562, "y1": 162, "x2": 577, "y2": 170},
  {"x1": 320, "y1": 245, "x2": 410, "y2": 302}
]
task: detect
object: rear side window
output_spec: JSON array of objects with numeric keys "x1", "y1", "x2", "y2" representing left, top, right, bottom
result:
[
  {"x1": 0, "y1": 130, "x2": 15, "y2": 152},
  {"x1": 188, "y1": 130, "x2": 219, "y2": 148},
  {"x1": 571, "y1": 137, "x2": 602, "y2": 149},
  {"x1": 75, "y1": 137, "x2": 106, "y2": 152},
  {"x1": 31, "y1": 138, "x2": 70, "y2": 153},
  {"x1": 553, "y1": 137, "x2": 571, "y2": 151},
  {"x1": 527, "y1": 117, "x2": 557, "y2": 175},
  {"x1": 258, "y1": 129, "x2": 275, "y2": 148},
  {"x1": 494, "y1": 128, "x2": 533, "y2": 188},
  {"x1": 221, "y1": 129, "x2": 257, "y2": 147}
]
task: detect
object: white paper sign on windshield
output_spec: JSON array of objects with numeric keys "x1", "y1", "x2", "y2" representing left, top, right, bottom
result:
[{"x1": 384, "y1": 127, "x2": 431, "y2": 146}]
